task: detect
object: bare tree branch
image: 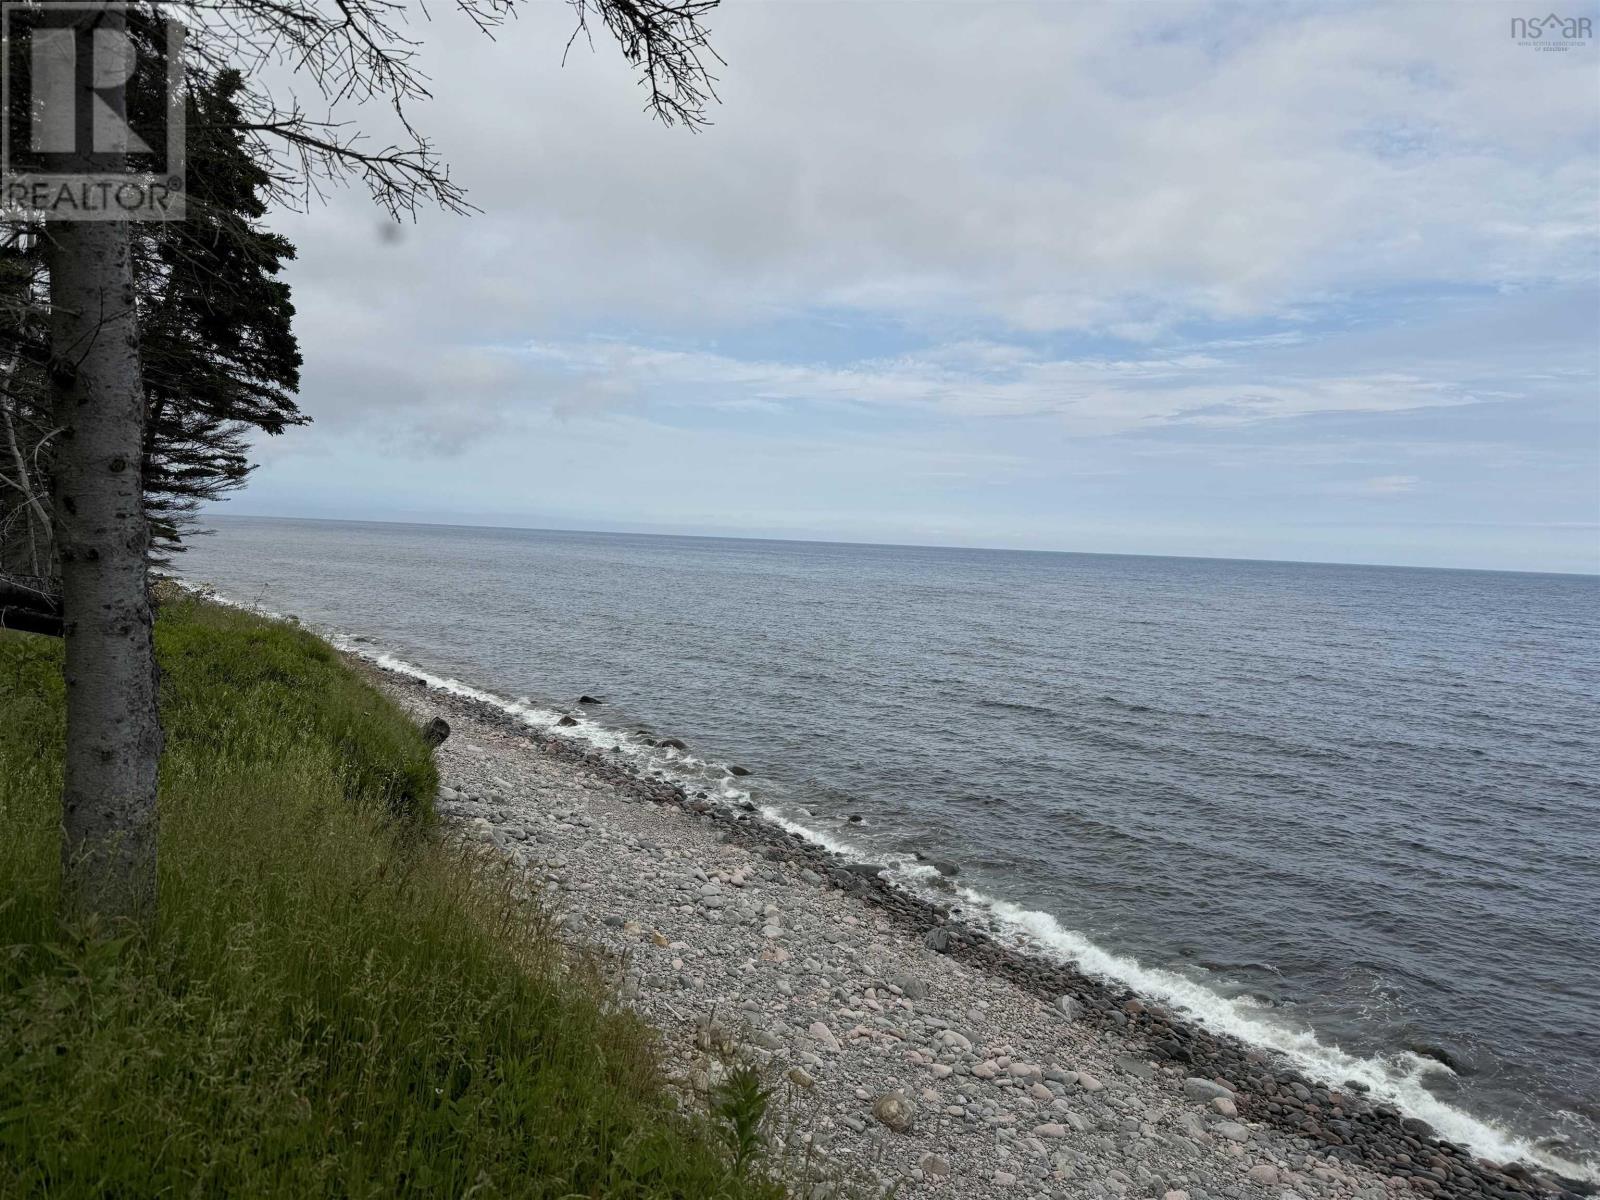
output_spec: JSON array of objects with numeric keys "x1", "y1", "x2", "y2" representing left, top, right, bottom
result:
[
  {"x1": 166, "y1": 0, "x2": 721, "y2": 217},
  {"x1": 565, "y1": 0, "x2": 722, "y2": 128}
]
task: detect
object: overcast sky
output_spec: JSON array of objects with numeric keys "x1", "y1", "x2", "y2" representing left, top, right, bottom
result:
[{"x1": 225, "y1": 0, "x2": 1600, "y2": 573}]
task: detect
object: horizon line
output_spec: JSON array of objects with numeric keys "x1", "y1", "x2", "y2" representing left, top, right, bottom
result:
[{"x1": 201, "y1": 510, "x2": 1600, "y2": 580}]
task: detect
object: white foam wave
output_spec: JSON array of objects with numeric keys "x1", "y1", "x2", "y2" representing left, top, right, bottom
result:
[
  {"x1": 171, "y1": 578, "x2": 734, "y2": 786},
  {"x1": 167, "y1": 576, "x2": 1598, "y2": 1185},
  {"x1": 957, "y1": 891, "x2": 1598, "y2": 1184},
  {"x1": 354, "y1": 647, "x2": 738, "y2": 786},
  {"x1": 756, "y1": 805, "x2": 867, "y2": 858}
]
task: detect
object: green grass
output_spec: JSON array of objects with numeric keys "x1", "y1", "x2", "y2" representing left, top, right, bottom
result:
[{"x1": 0, "y1": 595, "x2": 783, "y2": 1198}]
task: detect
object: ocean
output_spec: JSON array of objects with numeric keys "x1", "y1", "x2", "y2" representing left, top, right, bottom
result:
[{"x1": 177, "y1": 516, "x2": 1600, "y2": 1181}]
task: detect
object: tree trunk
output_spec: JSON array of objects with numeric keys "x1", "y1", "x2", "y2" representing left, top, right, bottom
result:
[
  {"x1": 45, "y1": 5, "x2": 162, "y2": 916},
  {"x1": 48, "y1": 216, "x2": 162, "y2": 917}
]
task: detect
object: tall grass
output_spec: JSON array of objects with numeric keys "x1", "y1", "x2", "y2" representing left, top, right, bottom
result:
[{"x1": 0, "y1": 596, "x2": 781, "y2": 1198}]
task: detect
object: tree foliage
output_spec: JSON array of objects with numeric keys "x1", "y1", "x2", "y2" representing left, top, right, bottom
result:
[
  {"x1": 0, "y1": 62, "x2": 304, "y2": 577},
  {"x1": 138, "y1": 68, "x2": 305, "y2": 558}
]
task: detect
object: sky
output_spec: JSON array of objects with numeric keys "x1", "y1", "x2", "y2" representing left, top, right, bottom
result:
[{"x1": 223, "y1": 0, "x2": 1600, "y2": 573}]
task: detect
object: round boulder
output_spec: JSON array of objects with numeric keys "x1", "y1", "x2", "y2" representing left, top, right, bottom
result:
[{"x1": 871, "y1": 1090, "x2": 918, "y2": 1133}]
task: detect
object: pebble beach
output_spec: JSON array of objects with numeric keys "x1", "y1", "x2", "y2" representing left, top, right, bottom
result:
[{"x1": 371, "y1": 664, "x2": 1589, "y2": 1200}]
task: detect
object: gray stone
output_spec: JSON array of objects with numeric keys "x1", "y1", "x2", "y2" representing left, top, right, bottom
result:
[
  {"x1": 1114, "y1": 1054, "x2": 1155, "y2": 1081},
  {"x1": 924, "y1": 927, "x2": 954, "y2": 953},
  {"x1": 941, "y1": 1029, "x2": 973, "y2": 1052},
  {"x1": 1183, "y1": 1077, "x2": 1235, "y2": 1103},
  {"x1": 808, "y1": 1021, "x2": 841, "y2": 1051},
  {"x1": 886, "y1": 971, "x2": 931, "y2": 1000},
  {"x1": 872, "y1": 1090, "x2": 918, "y2": 1132}
]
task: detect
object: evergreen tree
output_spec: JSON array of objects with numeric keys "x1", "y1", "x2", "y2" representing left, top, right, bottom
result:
[
  {"x1": 0, "y1": 66, "x2": 304, "y2": 574},
  {"x1": 137, "y1": 68, "x2": 304, "y2": 559},
  {"x1": 6, "y1": 0, "x2": 719, "y2": 916}
]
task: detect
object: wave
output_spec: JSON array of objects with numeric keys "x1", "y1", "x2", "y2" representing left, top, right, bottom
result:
[
  {"x1": 1099, "y1": 694, "x2": 1156, "y2": 713},
  {"x1": 953, "y1": 895, "x2": 1597, "y2": 1184},
  {"x1": 169, "y1": 578, "x2": 1600, "y2": 1186},
  {"x1": 975, "y1": 698, "x2": 1059, "y2": 717}
]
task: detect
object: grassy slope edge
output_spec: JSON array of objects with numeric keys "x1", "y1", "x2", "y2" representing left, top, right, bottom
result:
[{"x1": 0, "y1": 594, "x2": 781, "y2": 1198}]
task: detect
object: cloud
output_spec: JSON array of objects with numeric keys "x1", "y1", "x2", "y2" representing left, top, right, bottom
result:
[
  {"x1": 276, "y1": 0, "x2": 1597, "y2": 334},
  {"x1": 512, "y1": 337, "x2": 1478, "y2": 435},
  {"x1": 223, "y1": 0, "x2": 1599, "y2": 572},
  {"x1": 1341, "y1": 474, "x2": 1425, "y2": 496}
]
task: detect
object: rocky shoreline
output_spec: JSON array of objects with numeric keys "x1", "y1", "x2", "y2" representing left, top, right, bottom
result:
[{"x1": 372, "y1": 662, "x2": 1588, "y2": 1200}]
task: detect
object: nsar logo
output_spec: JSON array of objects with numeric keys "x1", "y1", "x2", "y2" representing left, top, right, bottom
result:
[{"x1": 1511, "y1": 12, "x2": 1593, "y2": 50}]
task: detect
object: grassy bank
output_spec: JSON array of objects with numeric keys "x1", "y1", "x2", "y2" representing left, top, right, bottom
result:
[{"x1": 0, "y1": 595, "x2": 781, "y2": 1198}]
